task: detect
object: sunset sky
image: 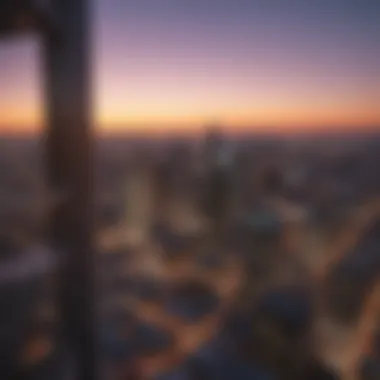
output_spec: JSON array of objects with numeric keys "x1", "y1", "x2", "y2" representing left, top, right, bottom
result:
[{"x1": 0, "y1": 0, "x2": 379, "y2": 135}]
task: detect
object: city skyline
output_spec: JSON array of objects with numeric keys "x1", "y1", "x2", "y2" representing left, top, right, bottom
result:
[{"x1": 0, "y1": 0, "x2": 379, "y2": 135}]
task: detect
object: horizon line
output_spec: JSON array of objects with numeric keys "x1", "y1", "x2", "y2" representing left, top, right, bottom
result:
[{"x1": 0, "y1": 124, "x2": 379, "y2": 139}]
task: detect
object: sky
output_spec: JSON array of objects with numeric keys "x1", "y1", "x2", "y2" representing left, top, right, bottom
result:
[{"x1": 0, "y1": 0, "x2": 380, "y2": 135}]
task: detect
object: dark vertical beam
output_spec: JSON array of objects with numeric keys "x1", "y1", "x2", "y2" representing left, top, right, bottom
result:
[{"x1": 42, "y1": 1, "x2": 96, "y2": 379}]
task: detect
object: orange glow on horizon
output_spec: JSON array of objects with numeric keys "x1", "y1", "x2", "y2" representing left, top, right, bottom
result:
[
  {"x1": 1, "y1": 100, "x2": 379, "y2": 135},
  {"x1": 1, "y1": 82, "x2": 379, "y2": 135}
]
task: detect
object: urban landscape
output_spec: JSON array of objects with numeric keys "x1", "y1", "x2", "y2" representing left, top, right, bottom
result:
[
  {"x1": 1, "y1": 1, "x2": 380, "y2": 380},
  {"x1": 1, "y1": 128, "x2": 380, "y2": 379}
]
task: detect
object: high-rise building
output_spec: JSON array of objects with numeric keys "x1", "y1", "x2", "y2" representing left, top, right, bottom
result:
[
  {"x1": 151, "y1": 157, "x2": 172, "y2": 222},
  {"x1": 201, "y1": 125, "x2": 235, "y2": 173},
  {"x1": 123, "y1": 155, "x2": 154, "y2": 246},
  {"x1": 199, "y1": 126, "x2": 235, "y2": 231}
]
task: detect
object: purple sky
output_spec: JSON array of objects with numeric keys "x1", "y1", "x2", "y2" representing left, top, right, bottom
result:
[{"x1": 1, "y1": 0, "x2": 379, "y2": 134}]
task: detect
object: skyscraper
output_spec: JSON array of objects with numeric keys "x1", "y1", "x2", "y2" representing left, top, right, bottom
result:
[
  {"x1": 124, "y1": 154, "x2": 154, "y2": 246},
  {"x1": 199, "y1": 126, "x2": 235, "y2": 234}
]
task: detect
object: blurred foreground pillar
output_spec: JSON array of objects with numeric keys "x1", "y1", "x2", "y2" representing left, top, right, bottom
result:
[{"x1": 43, "y1": 1, "x2": 97, "y2": 379}]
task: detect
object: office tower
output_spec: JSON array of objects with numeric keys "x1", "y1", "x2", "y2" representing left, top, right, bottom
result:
[
  {"x1": 151, "y1": 157, "x2": 172, "y2": 222},
  {"x1": 199, "y1": 126, "x2": 234, "y2": 233},
  {"x1": 124, "y1": 156, "x2": 154, "y2": 246}
]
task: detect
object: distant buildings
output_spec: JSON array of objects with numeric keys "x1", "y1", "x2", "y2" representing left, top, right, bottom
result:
[
  {"x1": 123, "y1": 156, "x2": 155, "y2": 245},
  {"x1": 198, "y1": 126, "x2": 235, "y2": 231},
  {"x1": 325, "y1": 217, "x2": 380, "y2": 324},
  {"x1": 201, "y1": 125, "x2": 235, "y2": 174}
]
